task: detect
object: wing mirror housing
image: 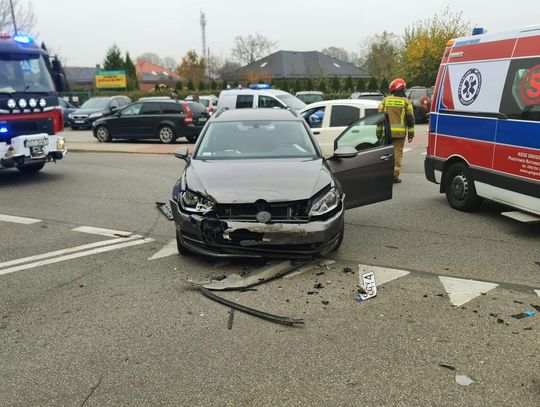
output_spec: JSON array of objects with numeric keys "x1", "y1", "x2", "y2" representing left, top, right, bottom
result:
[
  {"x1": 174, "y1": 147, "x2": 190, "y2": 163},
  {"x1": 333, "y1": 146, "x2": 358, "y2": 159}
]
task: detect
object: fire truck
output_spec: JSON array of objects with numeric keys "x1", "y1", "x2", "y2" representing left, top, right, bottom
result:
[{"x1": 0, "y1": 32, "x2": 67, "y2": 173}]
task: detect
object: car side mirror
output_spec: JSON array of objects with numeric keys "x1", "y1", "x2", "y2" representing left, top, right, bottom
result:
[
  {"x1": 110, "y1": 106, "x2": 119, "y2": 112},
  {"x1": 174, "y1": 147, "x2": 190, "y2": 162},
  {"x1": 333, "y1": 146, "x2": 358, "y2": 159}
]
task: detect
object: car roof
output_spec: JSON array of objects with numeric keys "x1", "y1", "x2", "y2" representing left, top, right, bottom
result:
[
  {"x1": 211, "y1": 108, "x2": 300, "y2": 122},
  {"x1": 296, "y1": 91, "x2": 323, "y2": 95},
  {"x1": 219, "y1": 88, "x2": 289, "y2": 96},
  {"x1": 300, "y1": 99, "x2": 380, "y2": 111}
]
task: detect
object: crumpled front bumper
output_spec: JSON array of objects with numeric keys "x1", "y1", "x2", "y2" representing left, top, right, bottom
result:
[
  {"x1": 0, "y1": 133, "x2": 67, "y2": 168},
  {"x1": 170, "y1": 199, "x2": 344, "y2": 258}
]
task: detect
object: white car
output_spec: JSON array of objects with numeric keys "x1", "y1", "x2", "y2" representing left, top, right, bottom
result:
[
  {"x1": 217, "y1": 88, "x2": 306, "y2": 112},
  {"x1": 300, "y1": 99, "x2": 380, "y2": 156}
]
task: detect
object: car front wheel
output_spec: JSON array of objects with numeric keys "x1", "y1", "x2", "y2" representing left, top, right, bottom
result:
[
  {"x1": 444, "y1": 162, "x2": 483, "y2": 211},
  {"x1": 95, "y1": 125, "x2": 111, "y2": 142},
  {"x1": 159, "y1": 125, "x2": 176, "y2": 144}
]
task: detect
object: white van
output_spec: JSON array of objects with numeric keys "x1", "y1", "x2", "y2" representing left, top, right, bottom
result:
[{"x1": 217, "y1": 88, "x2": 306, "y2": 112}]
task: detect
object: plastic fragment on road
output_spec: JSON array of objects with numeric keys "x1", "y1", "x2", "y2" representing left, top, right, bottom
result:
[
  {"x1": 227, "y1": 308, "x2": 235, "y2": 330},
  {"x1": 511, "y1": 310, "x2": 536, "y2": 319},
  {"x1": 455, "y1": 374, "x2": 475, "y2": 386},
  {"x1": 355, "y1": 271, "x2": 377, "y2": 302},
  {"x1": 155, "y1": 201, "x2": 174, "y2": 221},
  {"x1": 438, "y1": 363, "x2": 456, "y2": 371}
]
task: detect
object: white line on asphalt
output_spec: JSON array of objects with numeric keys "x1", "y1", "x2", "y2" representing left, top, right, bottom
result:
[
  {"x1": 357, "y1": 264, "x2": 410, "y2": 285},
  {"x1": 403, "y1": 148, "x2": 412, "y2": 153},
  {"x1": 439, "y1": 276, "x2": 498, "y2": 307},
  {"x1": 0, "y1": 235, "x2": 142, "y2": 269},
  {"x1": 71, "y1": 226, "x2": 132, "y2": 237},
  {"x1": 0, "y1": 214, "x2": 42, "y2": 224},
  {"x1": 421, "y1": 151, "x2": 427, "y2": 155},
  {"x1": 535, "y1": 289, "x2": 540, "y2": 298},
  {"x1": 148, "y1": 239, "x2": 177, "y2": 260},
  {"x1": 0, "y1": 237, "x2": 154, "y2": 276}
]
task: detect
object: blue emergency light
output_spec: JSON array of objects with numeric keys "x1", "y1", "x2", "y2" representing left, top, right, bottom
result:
[
  {"x1": 0, "y1": 127, "x2": 8, "y2": 134},
  {"x1": 472, "y1": 27, "x2": 485, "y2": 36},
  {"x1": 13, "y1": 34, "x2": 32, "y2": 44},
  {"x1": 249, "y1": 83, "x2": 271, "y2": 90}
]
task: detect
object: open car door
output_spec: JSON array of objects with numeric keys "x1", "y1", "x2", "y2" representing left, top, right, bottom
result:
[{"x1": 326, "y1": 112, "x2": 394, "y2": 209}]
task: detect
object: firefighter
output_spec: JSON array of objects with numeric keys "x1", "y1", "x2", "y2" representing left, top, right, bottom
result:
[{"x1": 378, "y1": 78, "x2": 415, "y2": 183}]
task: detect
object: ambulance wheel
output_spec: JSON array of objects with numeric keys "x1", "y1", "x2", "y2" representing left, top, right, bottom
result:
[
  {"x1": 17, "y1": 162, "x2": 45, "y2": 173},
  {"x1": 444, "y1": 162, "x2": 483, "y2": 212}
]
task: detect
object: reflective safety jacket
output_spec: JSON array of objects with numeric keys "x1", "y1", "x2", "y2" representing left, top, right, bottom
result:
[{"x1": 378, "y1": 96, "x2": 415, "y2": 139}]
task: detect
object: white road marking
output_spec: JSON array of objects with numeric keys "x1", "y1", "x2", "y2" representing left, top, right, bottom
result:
[
  {"x1": 403, "y1": 148, "x2": 412, "y2": 153},
  {"x1": 439, "y1": 276, "x2": 498, "y2": 307},
  {"x1": 535, "y1": 289, "x2": 540, "y2": 298},
  {"x1": 358, "y1": 264, "x2": 410, "y2": 285},
  {"x1": 421, "y1": 151, "x2": 427, "y2": 155},
  {"x1": 148, "y1": 239, "x2": 177, "y2": 260},
  {"x1": 0, "y1": 214, "x2": 42, "y2": 224},
  {"x1": 0, "y1": 235, "x2": 142, "y2": 269},
  {"x1": 72, "y1": 226, "x2": 132, "y2": 237},
  {"x1": 0, "y1": 237, "x2": 153, "y2": 276}
]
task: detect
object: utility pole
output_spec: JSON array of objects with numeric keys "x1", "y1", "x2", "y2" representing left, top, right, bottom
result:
[
  {"x1": 9, "y1": 0, "x2": 18, "y2": 33},
  {"x1": 200, "y1": 10, "x2": 207, "y2": 84}
]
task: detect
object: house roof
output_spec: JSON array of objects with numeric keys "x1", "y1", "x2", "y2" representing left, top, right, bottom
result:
[
  {"x1": 228, "y1": 50, "x2": 370, "y2": 80},
  {"x1": 135, "y1": 59, "x2": 178, "y2": 82},
  {"x1": 64, "y1": 67, "x2": 99, "y2": 84}
]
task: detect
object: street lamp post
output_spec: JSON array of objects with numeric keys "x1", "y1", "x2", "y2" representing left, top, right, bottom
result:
[{"x1": 9, "y1": 0, "x2": 18, "y2": 33}]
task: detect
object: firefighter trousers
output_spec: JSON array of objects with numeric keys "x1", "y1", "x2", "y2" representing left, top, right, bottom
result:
[{"x1": 392, "y1": 137, "x2": 405, "y2": 179}]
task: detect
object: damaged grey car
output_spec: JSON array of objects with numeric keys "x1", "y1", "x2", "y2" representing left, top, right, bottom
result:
[{"x1": 170, "y1": 108, "x2": 394, "y2": 258}]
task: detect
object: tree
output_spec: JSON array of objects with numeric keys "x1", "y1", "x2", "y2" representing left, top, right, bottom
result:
[
  {"x1": 221, "y1": 79, "x2": 229, "y2": 90},
  {"x1": 176, "y1": 50, "x2": 206, "y2": 85},
  {"x1": 198, "y1": 80, "x2": 206, "y2": 91},
  {"x1": 163, "y1": 57, "x2": 177, "y2": 70},
  {"x1": 175, "y1": 80, "x2": 183, "y2": 90},
  {"x1": 401, "y1": 8, "x2": 471, "y2": 86},
  {"x1": 321, "y1": 46, "x2": 351, "y2": 63},
  {"x1": 344, "y1": 76, "x2": 354, "y2": 92},
  {"x1": 356, "y1": 78, "x2": 366, "y2": 92},
  {"x1": 0, "y1": 0, "x2": 36, "y2": 35},
  {"x1": 306, "y1": 79, "x2": 314, "y2": 91},
  {"x1": 103, "y1": 44, "x2": 125, "y2": 71},
  {"x1": 187, "y1": 79, "x2": 195, "y2": 91},
  {"x1": 216, "y1": 59, "x2": 241, "y2": 80},
  {"x1": 368, "y1": 77, "x2": 379, "y2": 91},
  {"x1": 293, "y1": 79, "x2": 301, "y2": 94},
  {"x1": 137, "y1": 52, "x2": 164, "y2": 66},
  {"x1": 124, "y1": 52, "x2": 138, "y2": 90},
  {"x1": 211, "y1": 80, "x2": 217, "y2": 90},
  {"x1": 231, "y1": 33, "x2": 276, "y2": 65},
  {"x1": 281, "y1": 78, "x2": 289, "y2": 92},
  {"x1": 331, "y1": 76, "x2": 341, "y2": 92},
  {"x1": 318, "y1": 78, "x2": 327, "y2": 93},
  {"x1": 379, "y1": 77, "x2": 389, "y2": 93},
  {"x1": 360, "y1": 31, "x2": 402, "y2": 82}
]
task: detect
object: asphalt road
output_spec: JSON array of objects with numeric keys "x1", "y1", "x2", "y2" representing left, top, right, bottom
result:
[{"x1": 0, "y1": 137, "x2": 539, "y2": 406}]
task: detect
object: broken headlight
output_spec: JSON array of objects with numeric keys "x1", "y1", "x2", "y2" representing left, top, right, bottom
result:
[
  {"x1": 179, "y1": 190, "x2": 215, "y2": 213},
  {"x1": 309, "y1": 187, "x2": 341, "y2": 216}
]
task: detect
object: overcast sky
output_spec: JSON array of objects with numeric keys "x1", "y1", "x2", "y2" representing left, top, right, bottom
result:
[{"x1": 25, "y1": 0, "x2": 540, "y2": 67}]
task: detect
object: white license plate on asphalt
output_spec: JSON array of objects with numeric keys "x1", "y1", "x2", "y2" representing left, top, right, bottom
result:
[
  {"x1": 199, "y1": 118, "x2": 207, "y2": 122},
  {"x1": 74, "y1": 120, "x2": 85, "y2": 124},
  {"x1": 26, "y1": 138, "x2": 48, "y2": 147}
]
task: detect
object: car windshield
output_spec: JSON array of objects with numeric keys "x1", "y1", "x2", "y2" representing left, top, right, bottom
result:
[
  {"x1": 195, "y1": 120, "x2": 318, "y2": 160},
  {"x1": 275, "y1": 94, "x2": 306, "y2": 110},
  {"x1": 356, "y1": 94, "x2": 384, "y2": 101},
  {"x1": 81, "y1": 98, "x2": 110, "y2": 109},
  {"x1": 0, "y1": 52, "x2": 55, "y2": 93},
  {"x1": 198, "y1": 99, "x2": 210, "y2": 107},
  {"x1": 298, "y1": 94, "x2": 324, "y2": 104}
]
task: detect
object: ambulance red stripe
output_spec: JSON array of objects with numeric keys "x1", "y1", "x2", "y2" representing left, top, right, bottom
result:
[{"x1": 451, "y1": 39, "x2": 516, "y2": 62}]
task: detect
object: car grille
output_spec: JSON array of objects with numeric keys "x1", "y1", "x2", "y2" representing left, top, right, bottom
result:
[
  {"x1": 72, "y1": 115, "x2": 89, "y2": 120},
  {"x1": 216, "y1": 200, "x2": 310, "y2": 223}
]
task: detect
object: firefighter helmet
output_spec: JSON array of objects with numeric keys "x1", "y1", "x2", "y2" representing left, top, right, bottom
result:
[{"x1": 389, "y1": 78, "x2": 406, "y2": 93}]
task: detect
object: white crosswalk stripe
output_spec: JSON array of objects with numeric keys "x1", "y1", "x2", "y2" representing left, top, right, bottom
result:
[
  {"x1": 71, "y1": 226, "x2": 132, "y2": 237},
  {"x1": 148, "y1": 239, "x2": 177, "y2": 260},
  {"x1": 0, "y1": 213, "x2": 42, "y2": 224}
]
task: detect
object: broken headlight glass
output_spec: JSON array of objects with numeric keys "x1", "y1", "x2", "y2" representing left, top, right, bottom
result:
[
  {"x1": 309, "y1": 187, "x2": 341, "y2": 216},
  {"x1": 179, "y1": 190, "x2": 216, "y2": 213}
]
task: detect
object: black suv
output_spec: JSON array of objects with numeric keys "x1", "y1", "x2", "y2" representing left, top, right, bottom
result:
[
  {"x1": 70, "y1": 96, "x2": 131, "y2": 129},
  {"x1": 92, "y1": 100, "x2": 209, "y2": 143}
]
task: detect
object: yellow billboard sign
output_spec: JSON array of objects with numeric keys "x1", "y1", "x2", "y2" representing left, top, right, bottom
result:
[{"x1": 95, "y1": 70, "x2": 127, "y2": 89}]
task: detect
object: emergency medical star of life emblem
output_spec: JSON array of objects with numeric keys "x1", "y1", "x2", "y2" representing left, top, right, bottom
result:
[{"x1": 458, "y1": 68, "x2": 482, "y2": 106}]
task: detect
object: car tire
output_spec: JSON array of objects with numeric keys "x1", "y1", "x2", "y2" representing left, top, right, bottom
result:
[
  {"x1": 17, "y1": 162, "x2": 45, "y2": 173},
  {"x1": 95, "y1": 125, "x2": 111, "y2": 142},
  {"x1": 176, "y1": 230, "x2": 191, "y2": 256},
  {"x1": 159, "y1": 125, "x2": 176, "y2": 144},
  {"x1": 444, "y1": 162, "x2": 483, "y2": 211}
]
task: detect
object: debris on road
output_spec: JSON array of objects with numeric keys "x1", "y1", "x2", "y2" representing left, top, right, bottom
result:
[
  {"x1": 511, "y1": 310, "x2": 536, "y2": 319},
  {"x1": 530, "y1": 304, "x2": 540, "y2": 312},
  {"x1": 227, "y1": 308, "x2": 235, "y2": 330},
  {"x1": 155, "y1": 201, "x2": 174, "y2": 221},
  {"x1": 355, "y1": 271, "x2": 377, "y2": 302},
  {"x1": 455, "y1": 374, "x2": 475, "y2": 386},
  {"x1": 200, "y1": 287, "x2": 304, "y2": 326},
  {"x1": 438, "y1": 363, "x2": 456, "y2": 371},
  {"x1": 322, "y1": 300, "x2": 330, "y2": 305},
  {"x1": 314, "y1": 282, "x2": 324, "y2": 289},
  {"x1": 342, "y1": 266, "x2": 354, "y2": 274},
  {"x1": 385, "y1": 245, "x2": 399, "y2": 250}
]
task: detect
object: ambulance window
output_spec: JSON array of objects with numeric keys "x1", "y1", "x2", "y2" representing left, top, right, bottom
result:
[
  {"x1": 500, "y1": 58, "x2": 540, "y2": 122},
  {"x1": 236, "y1": 95, "x2": 253, "y2": 109}
]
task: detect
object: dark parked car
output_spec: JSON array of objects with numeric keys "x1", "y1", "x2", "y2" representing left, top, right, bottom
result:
[
  {"x1": 58, "y1": 97, "x2": 76, "y2": 127},
  {"x1": 405, "y1": 86, "x2": 434, "y2": 123},
  {"x1": 92, "y1": 100, "x2": 210, "y2": 143},
  {"x1": 70, "y1": 96, "x2": 131, "y2": 129},
  {"x1": 170, "y1": 108, "x2": 394, "y2": 258}
]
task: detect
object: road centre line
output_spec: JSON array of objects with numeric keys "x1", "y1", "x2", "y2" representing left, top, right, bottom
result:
[
  {"x1": 71, "y1": 226, "x2": 132, "y2": 237},
  {"x1": 0, "y1": 237, "x2": 154, "y2": 276},
  {"x1": 0, "y1": 235, "x2": 142, "y2": 269},
  {"x1": 0, "y1": 214, "x2": 42, "y2": 224}
]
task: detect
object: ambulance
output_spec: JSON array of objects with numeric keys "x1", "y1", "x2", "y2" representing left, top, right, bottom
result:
[{"x1": 425, "y1": 26, "x2": 540, "y2": 222}]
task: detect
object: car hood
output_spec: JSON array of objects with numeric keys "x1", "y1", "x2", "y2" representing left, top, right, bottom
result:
[
  {"x1": 72, "y1": 108, "x2": 108, "y2": 115},
  {"x1": 185, "y1": 158, "x2": 332, "y2": 203}
]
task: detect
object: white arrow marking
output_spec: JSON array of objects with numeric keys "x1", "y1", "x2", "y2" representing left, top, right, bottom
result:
[
  {"x1": 72, "y1": 226, "x2": 131, "y2": 237},
  {"x1": 357, "y1": 264, "x2": 410, "y2": 285},
  {"x1": 535, "y1": 289, "x2": 540, "y2": 298},
  {"x1": 439, "y1": 276, "x2": 498, "y2": 307},
  {"x1": 148, "y1": 239, "x2": 178, "y2": 260},
  {"x1": 0, "y1": 214, "x2": 42, "y2": 224}
]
